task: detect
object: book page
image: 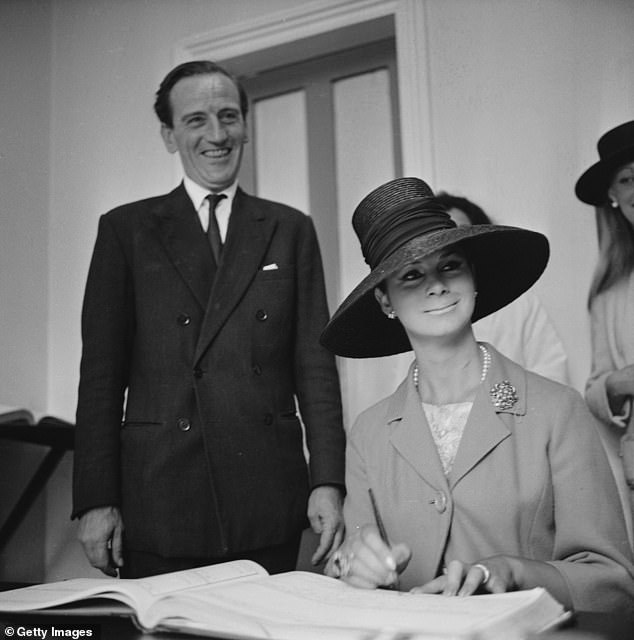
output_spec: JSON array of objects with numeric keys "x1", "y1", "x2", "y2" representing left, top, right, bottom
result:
[
  {"x1": 147, "y1": 571, "x2": 564, "y2": 639},
  {"x1": 0, "y1": 579, "x2": 146, "y2": 613},
  {"x1": 0, "y1": 559, "x2": 267, "y2": 622}
]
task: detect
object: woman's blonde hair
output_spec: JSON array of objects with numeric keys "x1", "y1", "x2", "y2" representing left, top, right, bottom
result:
[{"x1": 588, "y1": 203, "x2": 634, "y2": 307}]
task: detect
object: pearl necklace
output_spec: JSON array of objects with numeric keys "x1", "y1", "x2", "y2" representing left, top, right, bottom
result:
[{"x1": 413, "y1": 343, "x2": 491, "y2": 391}]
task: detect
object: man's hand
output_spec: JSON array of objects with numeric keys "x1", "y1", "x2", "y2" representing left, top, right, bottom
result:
[
  {"x1": 77, "y1": 506, "x2": 124, "y2": 576},
  {"x1": 307, "y1": 485, "x2": 344, "y2": 565}
]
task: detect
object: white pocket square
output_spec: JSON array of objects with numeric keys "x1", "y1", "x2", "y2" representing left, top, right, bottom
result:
[{"x1": 262, "y1": 263, "x2": 279, "y2": 271}]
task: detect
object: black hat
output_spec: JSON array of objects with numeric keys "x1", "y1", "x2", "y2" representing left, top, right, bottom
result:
[
  {"x1": 320, "y1": 177, "x2": 549, "y2": 358},
  {"x1": 575, "y1": 120, "x2": 634, "y2": 206}
]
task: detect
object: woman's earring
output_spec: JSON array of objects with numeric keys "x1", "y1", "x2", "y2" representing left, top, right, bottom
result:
[
  {"x1": 610, "y1": 199, "x2": 619, "y2": 209},
  {"x1": 387, "y1": 310, "x2": 397, "y2": 320},
  {"x1": 474, "y1": 291, "x2": 478, "y2": 298}
]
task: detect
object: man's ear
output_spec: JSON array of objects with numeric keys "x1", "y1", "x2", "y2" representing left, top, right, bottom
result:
[
  {"x1": 160, "y1": 124, "x2": 178, "y2": 154},
  {"x1": 374, "y1": 287, "x2": 392, "y2": 316}
]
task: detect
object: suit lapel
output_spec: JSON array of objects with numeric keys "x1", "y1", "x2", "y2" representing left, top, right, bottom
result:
[
  {"x1": 152, "y1": 184, "x2": 214, "y2": 309},
  {"x1": 194, "y1": 189, "x2": 276, "y2": 363},
  {"x1": 449, "y1": 345, "x2": 526, "y2": 489},
  {"x1": 447, "y1": 386, "x2": 510, "y2": 489},
  {"x1": 388, "y1": 371, "x2": 448, "y2": 490},
  {"x1": 388, "y1": 373, "x2": 451, "y2": 580}
]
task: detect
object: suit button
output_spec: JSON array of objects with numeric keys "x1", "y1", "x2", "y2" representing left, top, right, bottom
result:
[
  {"x1": 430, "y1": 491, "x2": 447, "y2": 513},
  {"x1": 252, "y1": 364, "x2": 262, "y2": 376},
  {"x1": 176, "y1": 418, "x2": 191, "y2": 432},
  {"x1": 255, "y1": 309, "x2": 268, "y2": 321},
  {"x1": 177, "y1": 313, "x2": 191, "y2": 326},
  {"x1": 193, "y1": 367, "x2": 203, "y2": 378},
  {"x1": 264, "y1": 413, "x2": 273, "y2": 425}
]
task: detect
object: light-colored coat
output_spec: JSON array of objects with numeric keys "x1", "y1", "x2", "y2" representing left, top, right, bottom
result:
[
  {"x1": 586, "y1": 271, "x2": 634, "y2": 547},
  {"x1": 344, "y1": 345, "x2": 634, "y2": 613}
]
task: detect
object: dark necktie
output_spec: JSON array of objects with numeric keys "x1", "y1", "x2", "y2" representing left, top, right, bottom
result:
[{"x1": 206, "y1": 193, "x2": 226, "y2": 265}]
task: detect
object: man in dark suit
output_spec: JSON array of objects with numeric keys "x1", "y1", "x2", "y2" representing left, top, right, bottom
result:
[{"x1": 72, "y1": 60, "x2": 345, "y2": 578}]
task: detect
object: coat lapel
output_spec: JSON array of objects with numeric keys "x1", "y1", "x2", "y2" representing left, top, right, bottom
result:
[
  {"x1": 388, "y1": 370, "x2": 451, "y2": 580},
  {"x1": 152, "y1": 184, "x2": 214, "y2": 309},
  {"x1": 388, "y1": 368, "x2": 449, "y2": 490},
  {"x1": 449, "y1": 344, "x2": 527, "y2": 489},
  {"x1": 194, "y1": 189, "x2": 276, "y2": 363}
]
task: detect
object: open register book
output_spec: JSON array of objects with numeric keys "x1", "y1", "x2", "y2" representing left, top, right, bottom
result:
[{"x1": 0, "y1": 560, "x2": 570, "y2": 639}]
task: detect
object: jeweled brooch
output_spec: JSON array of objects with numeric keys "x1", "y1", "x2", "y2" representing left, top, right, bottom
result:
[{"x1": 490, "y1": 380, "x2": 518, "y2": 410}]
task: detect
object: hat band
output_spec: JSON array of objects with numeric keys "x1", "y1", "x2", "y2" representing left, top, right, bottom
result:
[{"x1": 361, "y1": 198, "x2": 453, "y2": 267}]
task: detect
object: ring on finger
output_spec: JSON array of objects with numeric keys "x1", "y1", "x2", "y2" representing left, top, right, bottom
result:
[
  {"x1": 331, "y1": 550, "x2": 354, "y2": 578},
  {"x1": 472, "y1": 563, "x2": 491, "y2": 585}
]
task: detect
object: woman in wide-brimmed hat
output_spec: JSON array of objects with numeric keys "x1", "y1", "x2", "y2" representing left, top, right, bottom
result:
[
  {"x1": 320, "y1": 177, "x2": 634, "y2": 614},
  {"x1": 576, "y1": 120, "x2": 634, "y2": 551}
]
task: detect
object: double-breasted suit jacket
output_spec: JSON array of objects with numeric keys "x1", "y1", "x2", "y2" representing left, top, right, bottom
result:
[
  {"x1": 344, "y1": 346, "x2": 634, "y2": 613},
  {"x1": 73, "y1": 184, "x2": 345, "y2": 558}
]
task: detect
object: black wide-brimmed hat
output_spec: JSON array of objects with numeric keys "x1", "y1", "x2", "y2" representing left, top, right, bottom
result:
[
  {"x1": 320, "y1": 177, "x2": 550, "y2": 358},
  {"x1": 575, "y1": 120, "x2": 634, "y2": 206}
]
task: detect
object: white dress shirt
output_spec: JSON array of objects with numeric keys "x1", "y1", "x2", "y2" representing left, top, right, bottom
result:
[{"x1": 183, "y1": 176, "x2": 238, "y2": 242}]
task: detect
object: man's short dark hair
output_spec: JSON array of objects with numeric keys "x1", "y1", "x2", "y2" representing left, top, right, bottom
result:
[
  {"x1": 435, "y1": 192, "x2": 493, "y2": 226},
  {"x1": 154, "y1": 60, "x2": 249, "y2": 128}
]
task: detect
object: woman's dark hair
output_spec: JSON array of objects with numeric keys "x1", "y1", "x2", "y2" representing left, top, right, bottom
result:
[
  {"x1": 154, "y1": 60, "x2": 249, "y2": 128},
  {"x1": 435, "y1": 192, "x2": 493, "y2": 225}
]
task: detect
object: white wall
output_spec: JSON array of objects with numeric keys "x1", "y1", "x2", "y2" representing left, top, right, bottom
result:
[
  {"x1": 0, "y1": 0, "x2": 52, "y2": 583},
  {"x1": 0, "y1": 0, "x2": 50, "y2": 414},
  {"x1": 1, "y1": 0, "x2": 633, "y2": 580},
  {"x1": 424, "y1": 0, "x2": 634, "y2": 392}
]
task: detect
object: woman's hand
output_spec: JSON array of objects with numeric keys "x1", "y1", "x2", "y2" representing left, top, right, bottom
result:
[
  {"x1": 411, "y1": 557, "x2": 518, "y2": 596},
  {"x1": 606, "y1": 365, "x2": 634, "y2": 415},
  {"x1": 325, "y1": 524, "x2": 411, "y2": 590},
  {"x1": 412, "y1": 556, "x2": 572, "y2": 607}
]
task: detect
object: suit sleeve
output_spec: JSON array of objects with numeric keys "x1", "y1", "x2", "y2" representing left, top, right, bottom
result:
[
  {"x1": 72, "y1": 214, "x2": 133, "y2": 518},
  {"x1": 342, "y1": 417, "x2": 374, "y2": 531},
  {"x1": 292, "y1": 215, "x2": 345, "y2": 489}
]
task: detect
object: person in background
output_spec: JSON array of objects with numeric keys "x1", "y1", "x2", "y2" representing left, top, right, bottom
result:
[
  {"x1": 73, "y1": 60, "x2": 345, "y2": 578},
  {"x1": 575, "y1": 119, "x2": 634, "y2": 551},
  {"x1": 435, "y1": 192, "x2": 569, "y2": 386},
  {"x1": 319, "y1": 177, "x2": 634, "y2": 614}
]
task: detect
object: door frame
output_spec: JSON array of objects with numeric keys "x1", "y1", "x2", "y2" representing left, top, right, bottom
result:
[{"x1": 175, "y1": 0, "x2": 435, "y2": 183}]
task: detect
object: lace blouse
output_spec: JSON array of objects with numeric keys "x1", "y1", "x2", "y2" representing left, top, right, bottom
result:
[{"x1": 422, "y1": 401, "x2": 472, "y2": 475}]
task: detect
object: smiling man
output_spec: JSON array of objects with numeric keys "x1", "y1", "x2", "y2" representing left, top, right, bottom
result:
[{"x1": 72, "y1": 61, "x2": 345, "y2": 578}]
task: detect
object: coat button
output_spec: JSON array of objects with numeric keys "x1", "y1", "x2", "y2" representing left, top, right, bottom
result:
[
  {"x1": 177, "y1": 313, "x2": 191, "y2": 326},
  {"x1": 193, "y1": 367, "x2": 203, "y2": 379},
  {"x1": 252, "y1": 364, "x2": 262, "y2": 376},
  {"x1": 430, "y1": 491, "x2": 448, "y2": 513},
  {"x1": 176, "y1": 417, "x2": 191, "y2": 432},
  {"x1": 255, "y1": 309, "x2": 268, "y2": 321},
  {"x1": 264, "y1": 413, "x2": 273, "y2": 425}
]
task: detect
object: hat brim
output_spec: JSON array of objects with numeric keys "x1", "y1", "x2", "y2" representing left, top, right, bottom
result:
[
  {"x1": 320, "y1": 225, "x2": 549, "y2": 358},
  {"x1": 575, "y1": 148, "x2": 634, "y2": 205}
]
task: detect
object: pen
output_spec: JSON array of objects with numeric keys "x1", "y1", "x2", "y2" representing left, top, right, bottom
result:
[{"x1": 368, "y1": 488, "x2": 390, "y2": 545}]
